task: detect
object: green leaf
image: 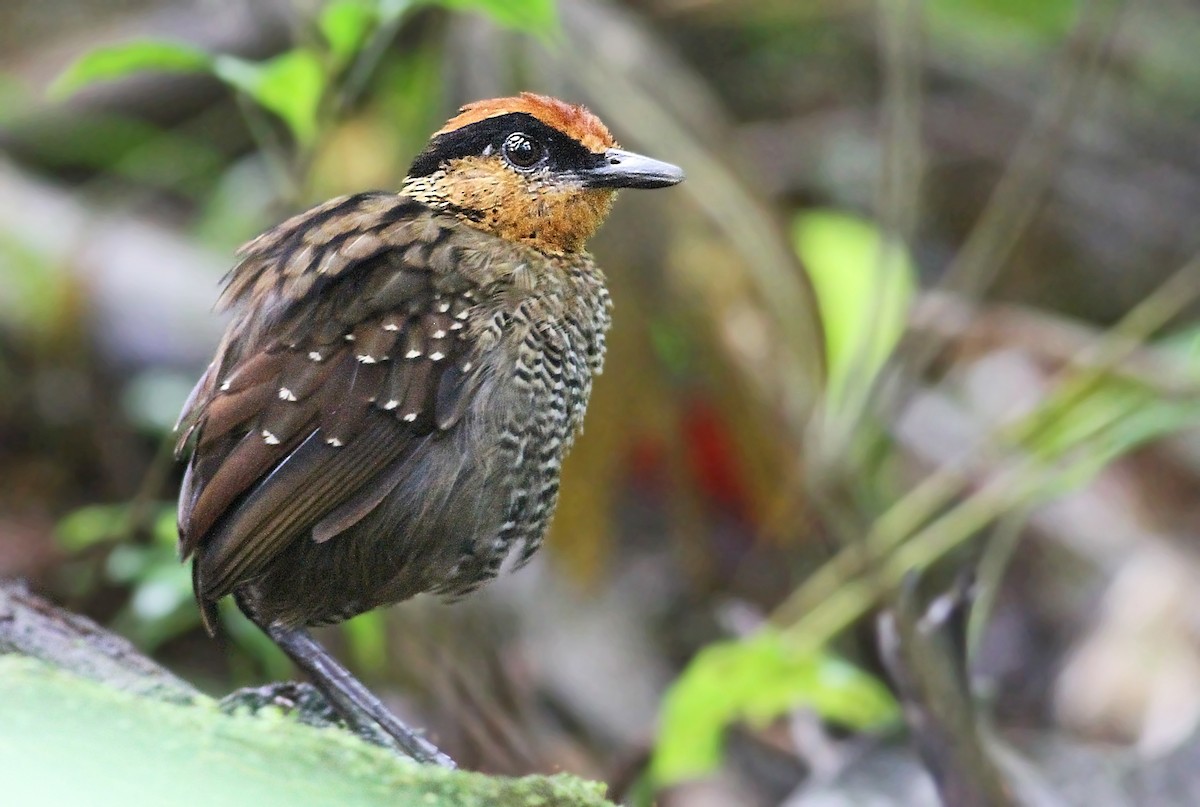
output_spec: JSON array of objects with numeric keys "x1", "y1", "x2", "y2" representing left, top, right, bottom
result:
[
  {"x1": 56, "y1": 502, "x2": 180, "y2": 552},
  {"x1": 51, "y1": 41, "x2": 211, "y2": 99},
  {"x1": 793, "y1": 210, "x2": 916, "y2": 410},
  {"x1": 375, "y1": 43, "x2": 443, "y2": 152},
  {"x1": 213, "y1": 50, "x2": 327, "y2": 146},
  {"x1": 104, "y1": 544, "x2": 155, "y2": 585},
  {"x1": 319, "y1": 0, "x2": 379, "y2": 65},
  {"x1": 131, "y1": 559, "x2": 192, "y2": 616},
  {"x1": 651, "y1": 630, "x2": 899, "y2": 785},
  {"x1": 431, "y1": 0, "x2": 558, "y2": 35},
  {"x1": 153, "y1": 506, "x2": 180, "y2": 548},
  {"x1": 928, "y1": 0, "x2": 1076, "y2": 44},
  {"x1": 56, "y1": 504, "x2": 130, "y2": 551}
]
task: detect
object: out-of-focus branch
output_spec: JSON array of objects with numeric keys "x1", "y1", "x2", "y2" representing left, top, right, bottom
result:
[
  {"x1": 899, "y1": 0, "x2": 1129, "y2": 379},
  {"x1": 909, "y1": 291, "x2": 1200, "y2": 399}
]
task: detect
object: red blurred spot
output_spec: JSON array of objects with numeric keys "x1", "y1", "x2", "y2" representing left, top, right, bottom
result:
[{"x1": 681, "y1": 397, "x2": 752, "y2": 524}]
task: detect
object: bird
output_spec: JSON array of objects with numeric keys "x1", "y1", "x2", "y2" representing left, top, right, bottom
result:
[{"x1": 174, "y1": 92, "x2": 683, "y2": 765}]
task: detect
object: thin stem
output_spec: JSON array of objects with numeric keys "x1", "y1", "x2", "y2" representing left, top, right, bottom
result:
[
  {"x1": 235, "y1": 92, "x2": 302, "y2": 207},
  {"x1": 338, "y1": 6, "x2": 412, "y2": 113},
  {"x1": 967, "y1": 508, "x2": 1030, "y2": 662},
  {"x1": 896, "y1": 0, "x2": 1129, "y2": 387}
]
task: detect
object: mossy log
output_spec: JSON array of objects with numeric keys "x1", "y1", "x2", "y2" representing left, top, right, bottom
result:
[{"x1": 0, "y1": 582, "x2": 615, "y2": 807}]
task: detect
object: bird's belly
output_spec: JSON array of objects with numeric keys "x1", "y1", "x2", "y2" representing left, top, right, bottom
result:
[{"x1": 422, "y1": 352, "x2": 583, "y2": 599}]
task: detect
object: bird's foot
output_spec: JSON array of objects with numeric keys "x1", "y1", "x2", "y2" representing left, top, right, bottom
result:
[
  {"x1": 254, "y1": 621, "x2": 455, "y2": 767},
  {"x1": 219, "y1": 680, "x2": 408, "y2": 753}
]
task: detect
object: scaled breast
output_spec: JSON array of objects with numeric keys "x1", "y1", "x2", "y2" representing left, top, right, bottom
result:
[{"x1": 434, "y1": 255, "x2": 612, "y2": 596}]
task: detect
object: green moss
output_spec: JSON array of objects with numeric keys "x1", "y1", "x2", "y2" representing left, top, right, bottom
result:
[{"x1": 0, "y1": 656, "x2": 613, "y2": 807}]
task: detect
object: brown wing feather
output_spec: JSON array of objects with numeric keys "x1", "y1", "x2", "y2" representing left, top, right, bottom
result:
[{"x1": 177, "y1": 194, "x2": 495, "y2": 618}]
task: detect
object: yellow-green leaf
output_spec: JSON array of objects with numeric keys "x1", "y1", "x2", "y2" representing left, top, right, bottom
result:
[
  {"x1": 319, "y1": 0, "x2": 379, "y2": 65},
  {"x1": 929, "y1": 0, "x2": 1076, "y2": 45},
  {"x1": 793, "y1": 210, "x2": 916, "y2": 410},
  {"x1": 213, "y1": 50, "x2": 326, "y2": 147},
  {"x1": 51, "y1": 41, "x2": 211, "y2": 99},
  {"x1": 652, "y1": 630, "x2": 899, "y2": 785},
  {"x1": 431, "y1": 0, "x2": 557, "y2": 35},
  {"x1": 55, "y1": 504, "x2": 130, "y2": 551}
]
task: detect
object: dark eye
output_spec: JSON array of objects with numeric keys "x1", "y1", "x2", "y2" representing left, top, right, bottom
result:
[{"x1": 502, "y1": 132, "x2": 544, "y2": 169}]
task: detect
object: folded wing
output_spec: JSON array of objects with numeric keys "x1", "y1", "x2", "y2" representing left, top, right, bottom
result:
[{"x1": 176, "y1": 194, "x2": 491, "y2": 630}]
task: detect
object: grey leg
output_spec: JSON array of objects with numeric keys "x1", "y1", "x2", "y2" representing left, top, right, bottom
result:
[{"x1": 255, "y1": 617, "x2": 455, "y2": 768}]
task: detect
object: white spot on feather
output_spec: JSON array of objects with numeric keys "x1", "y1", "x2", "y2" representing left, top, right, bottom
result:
[
  {"x1": 262, "y1": 430, "x2": 280, "y2": 445},
  {"x1": 278, "y1": 387, "x2": 297, "y2": 401}
]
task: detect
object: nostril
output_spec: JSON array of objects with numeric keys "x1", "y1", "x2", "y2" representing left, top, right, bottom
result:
[{"x1": 609, "y1": 157, "x2": 620, "y2": 165}]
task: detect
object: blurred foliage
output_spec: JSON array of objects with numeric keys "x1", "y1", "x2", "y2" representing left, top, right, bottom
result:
[
  {"x1": 651, "y1": 0, "x2": 1200, "y2": 786},
  {"x1": 927, "y1": 0, "x2": 1077, "y2": 48},
  {"x1": 56, "y1": 502, "x2": 201, "y2": 651},
  {"x1": 0, "y1": 232, "x2": 66, "y2": 338},
  {"x1": 53, "y1": 0, "x2": 555, "y2": 147},
  {"x1": 650, "y1": 210, "x2": 912, "y2": 785},
  {"x1": 1018, "y1": 370, "x2": 1200, "y2": 494},
  {"x1": 652, "y1": 630, "x2": 899, "y2": 785},
  {"x1": 766, "y1": 309, "x2": 1200, "y2": 662},
  {"x1": 437, "y1": 0, "x2": 556, "y2": 34},
  {"x1": 52, "y1": 42, "x2": 213, "y2": 98},
  {"x1": 794, "y1": 210, "x2": 915, "y2": 414}
]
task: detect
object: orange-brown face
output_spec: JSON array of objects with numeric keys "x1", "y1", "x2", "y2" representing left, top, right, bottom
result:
[{"x1": 402, "y1": 93, "x2": 683, "y2": 255}]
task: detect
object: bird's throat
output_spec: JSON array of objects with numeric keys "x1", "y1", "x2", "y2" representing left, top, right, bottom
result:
[{"x1": 401, "y1": 159, "x2": 615, "y2": 255}]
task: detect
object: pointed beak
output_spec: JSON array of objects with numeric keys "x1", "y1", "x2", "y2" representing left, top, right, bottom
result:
[{"x1": 578, "y1": 148, "x2": 685, "y2": 189}]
